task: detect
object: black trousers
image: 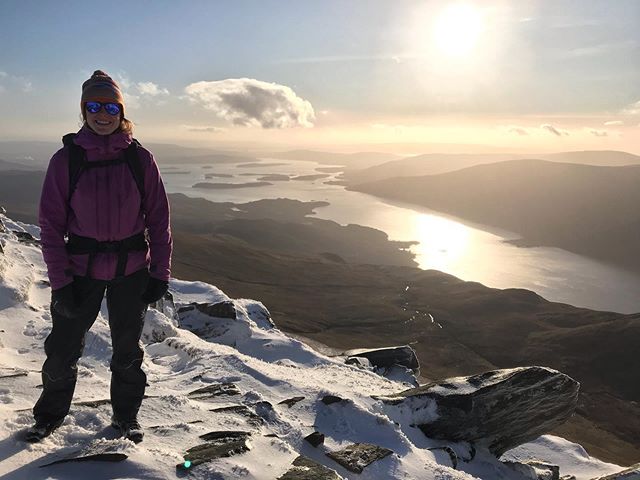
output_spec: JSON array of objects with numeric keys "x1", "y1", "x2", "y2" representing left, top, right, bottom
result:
[{"x1": 33, "y1": 268, "x2": 149, "y2": 424}]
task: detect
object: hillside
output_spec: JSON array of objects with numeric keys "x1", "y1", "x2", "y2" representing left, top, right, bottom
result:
[
  {"x1": 350, "y1": 159, "x2": 640, "y2": 273},
  {"x1": 2, "y1": 215, "x2": 630, "y2": 479},
  {"x1": 342, "y1": 150, "x2": 640, "y2": 184}
]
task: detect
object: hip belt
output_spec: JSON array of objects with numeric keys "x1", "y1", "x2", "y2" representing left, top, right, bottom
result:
[{"x1": 66, "y1": 231, "x2": 148, "y2": 278}]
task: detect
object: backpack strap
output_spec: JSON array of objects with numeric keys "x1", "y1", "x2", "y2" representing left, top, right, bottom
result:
[
  {"x1": 124, "y1": 138, "x2": 145, "y2": 202},
  {"x1": 63, "y1": 133, "x2": 88, "y2": 203}
]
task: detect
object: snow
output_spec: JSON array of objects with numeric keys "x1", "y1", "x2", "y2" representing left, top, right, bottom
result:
[{"x1": 0, "y1": 213, "x2": 627, "y2": 479}]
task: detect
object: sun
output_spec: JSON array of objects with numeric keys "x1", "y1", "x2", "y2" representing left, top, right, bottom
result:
[{"x1": 432, "y1": 3, "x2": 484, "y2": 58}]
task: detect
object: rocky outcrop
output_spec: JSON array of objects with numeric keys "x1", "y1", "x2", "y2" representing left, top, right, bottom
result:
[
  {"x1": 278, "y1": 455, "x2": 343, "y2": 480},
  {"x1": 326, "y1": 443, "x2": 393, "y2": 473},
  {"x1": 12, "y1": 230, "x2": 40, "y2": 247},
  {"x1": 178, "y1": 300, "x2": 237, "y2": 320},
  {"x1": 177, "y1": 432, "x2": 251, "y2": 472},
  {"x1": 343, "y1": 345, "x2": 419, "y2": 372},
  {"x1": 591, "y1": 463, "x2": 640, "y2": 479},
  {"x1": 187, "y1": 382, "x2": 241, "y2": 399},
  {"x1": 304, "y1": 431, "x2": 325, "y2": 447},
  {"x1": 382, "y1": 366, "x2": 579, "y2": 456}
]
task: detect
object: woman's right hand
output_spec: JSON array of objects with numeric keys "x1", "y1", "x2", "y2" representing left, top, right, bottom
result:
[{"x1": 51, "y1": 283, "x2": 80, "y2": 318}]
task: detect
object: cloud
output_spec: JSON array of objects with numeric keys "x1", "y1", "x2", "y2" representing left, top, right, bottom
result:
[
  {"x1": 182, "y1": 125, "x2": 226, "y2": 133},
  {"x1": 0, "y1": 71, "x2": 33, "y2": 93},
  {"x1": 507, "y1": 126, "x2": 529, "y2": 136},
  {"x1": 589, "y1": 129, "x2": 608, "y2": 137},
  {"x1": 137, "y1": 81, "x2": 170, "y2": 97},
  {"x1": 115, "y1": 73, "x2": 170, "y2": 109},
  {"x1": 541, "y1": 124, "x2": 569, "y2": 137},
  {"x1": 558, "y1": 41, "x2": 638, "y2": 59},
  {"x1": 184, "y1": 78, "x2": 315, "y2": 129},
  {"x1": 604, "y1": 120, "x2": 624, "y2": 126},
  {"x1": 622, "y1": 100, "x2": 640, "y2": 116}
]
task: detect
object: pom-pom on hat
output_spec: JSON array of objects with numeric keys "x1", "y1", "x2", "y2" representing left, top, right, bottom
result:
[{"x1": 81, "y1": 70, "x2": 125, "y2": 113}]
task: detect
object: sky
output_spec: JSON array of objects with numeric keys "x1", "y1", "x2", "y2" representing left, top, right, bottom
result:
[{"x1": 0, "y1": 0, "x2": 639, "y2": 154}]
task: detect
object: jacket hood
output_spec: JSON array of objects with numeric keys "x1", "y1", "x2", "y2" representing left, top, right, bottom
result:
[{"x1": 74, "y1": 125, "x2": 132, "y2": 156}]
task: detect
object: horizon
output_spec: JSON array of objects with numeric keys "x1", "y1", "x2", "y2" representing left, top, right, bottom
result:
[{"x1": 1, "y1": 0, "x2": 639, "y2": 154}]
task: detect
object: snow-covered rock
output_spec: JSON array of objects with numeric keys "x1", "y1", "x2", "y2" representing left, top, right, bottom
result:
[{"x1": 381, "y1": 366, "x2": 580, "y2": 456}]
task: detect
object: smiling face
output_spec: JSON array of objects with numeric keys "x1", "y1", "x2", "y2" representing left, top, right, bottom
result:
[{"x1": 84, "y1": 103, "x2": 122, "y2": 135}]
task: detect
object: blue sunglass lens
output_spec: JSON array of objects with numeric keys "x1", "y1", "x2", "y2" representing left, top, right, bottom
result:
[
  {"x1": 104, "y1": 103, "x2": 121, "y2": 115},
  {"x1": 85, "y1": 102, "x2": 102, "y2": 113}
]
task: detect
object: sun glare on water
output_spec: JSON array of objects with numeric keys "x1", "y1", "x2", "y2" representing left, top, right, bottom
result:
[{"x1": 433, "y1": 3, "x2": 484, "y2": 58}]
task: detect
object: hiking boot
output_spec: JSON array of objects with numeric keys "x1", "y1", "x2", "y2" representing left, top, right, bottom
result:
[
  {"x1": 24, "y1": 418, "x2": 64, "y2": 442},
  {"x1": 111, "y1": 416, "x2": 144, "y2": 443}
]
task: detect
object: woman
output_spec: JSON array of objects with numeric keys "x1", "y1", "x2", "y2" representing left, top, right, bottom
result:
[{"x1": 26, "y1": 70, "x2": 172, "y2": 443}]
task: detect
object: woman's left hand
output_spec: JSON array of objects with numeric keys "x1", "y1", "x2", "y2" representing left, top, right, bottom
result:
[{"x1": 142, "y1": 277, "x2": 169, "y2": 304}]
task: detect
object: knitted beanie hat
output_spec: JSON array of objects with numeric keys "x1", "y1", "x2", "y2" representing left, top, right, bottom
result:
[{"x1": 81, "y1": 70, "x2": 125, "y2": 113}]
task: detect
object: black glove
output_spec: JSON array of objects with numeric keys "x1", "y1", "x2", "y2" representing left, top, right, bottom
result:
[
  {"x1": 141, "y1": 277, "x2": 169, "y2": 304},
  {"x1": 51, "y1": 283, "x2": 80, "y2": 318}
]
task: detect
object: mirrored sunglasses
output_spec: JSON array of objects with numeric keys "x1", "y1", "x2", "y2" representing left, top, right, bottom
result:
[{"x1": 85, "y1": 101, "x2": 121, "y2": 116}]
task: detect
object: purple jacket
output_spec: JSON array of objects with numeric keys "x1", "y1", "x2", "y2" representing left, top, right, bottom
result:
[{"x1": 39, "y1": 126, "x2": 172, "y2": 290}]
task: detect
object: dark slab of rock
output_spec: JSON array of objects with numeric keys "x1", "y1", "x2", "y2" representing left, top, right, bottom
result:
[
  {"x1": 13, "y1": 230, "x2": 40, "y2": 247},
  {"x1": 199, "y1": 430, "x2": 251, "y2": 442},
  {"x1": 188, "y1": 382, "x2": 241, "y2": 399},
  {"x1": 73, "y1": 394, "x2": 152, "y2": 408},
  {"x1": 321, "y1": 395, "x2": 346, "y2": 405},
  {"x1": 0, "y1": 368, "x2": 28, "y2": 379},
  {"x1": 178, "y1": 301, "x2": 237, "y2": 320},
  {"x1": 278, "y1": 396, "x2": 305, "y2": 408},
  {"x1": 305, "y1": 431, "x2": 325, "y2": 447},
  {"x1": 210, "y1": 405, "x2": 264, "y2": 426},
  {"x1": 40, "y1": 440, "x2": 129, "y2": 467},
  {"x1": 591, "y1": 463, "x2": 640, "y2": 479},
  {"x1": 177, "y1": 436, "x2": 250, "y2": 471},
  {"x1": 343, "y1": 345, "x2": 419, "y2": 372},
  {"x1": 278, "y1": 456, "x2": 343, "y2": 480},
  {"x1": 149, "y1": 420, "x2": 203, "y2": 430},
  {"x1": 326, "y1": 443, "x2": 393, "y2": 473},
  {"x1": 74, "y1": 398, "x2": 112, "y2": 408},
  {"x1": 382, "y1": 366, "x2": 579, "y2": 456}
]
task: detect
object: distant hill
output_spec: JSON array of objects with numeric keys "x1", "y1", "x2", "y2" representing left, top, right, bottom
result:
[
  {"x1": 351, "y1": 159, "x2": 640, "y2": 273},
  {"x1": 0, "y1": 140, "x2": 258, "y2": 167},
  {"x1": 342, "y1": 150, "x2": 640, "y2": 184},
  {"x1": 0, "y1": 159, "x2": 43, "y2": 172},
  {"x1": 0, "y1": 140, "x2": 59, "y2": 167},
  {"x1": 541, "y1": 150, "x2": 640, "y2": 165},
  {"x1": 272, "y1": 150, "x2": 400, "y2": 169},
  {"x1": 342, "y1": 153, "x2": 524, "y2": 183}
]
